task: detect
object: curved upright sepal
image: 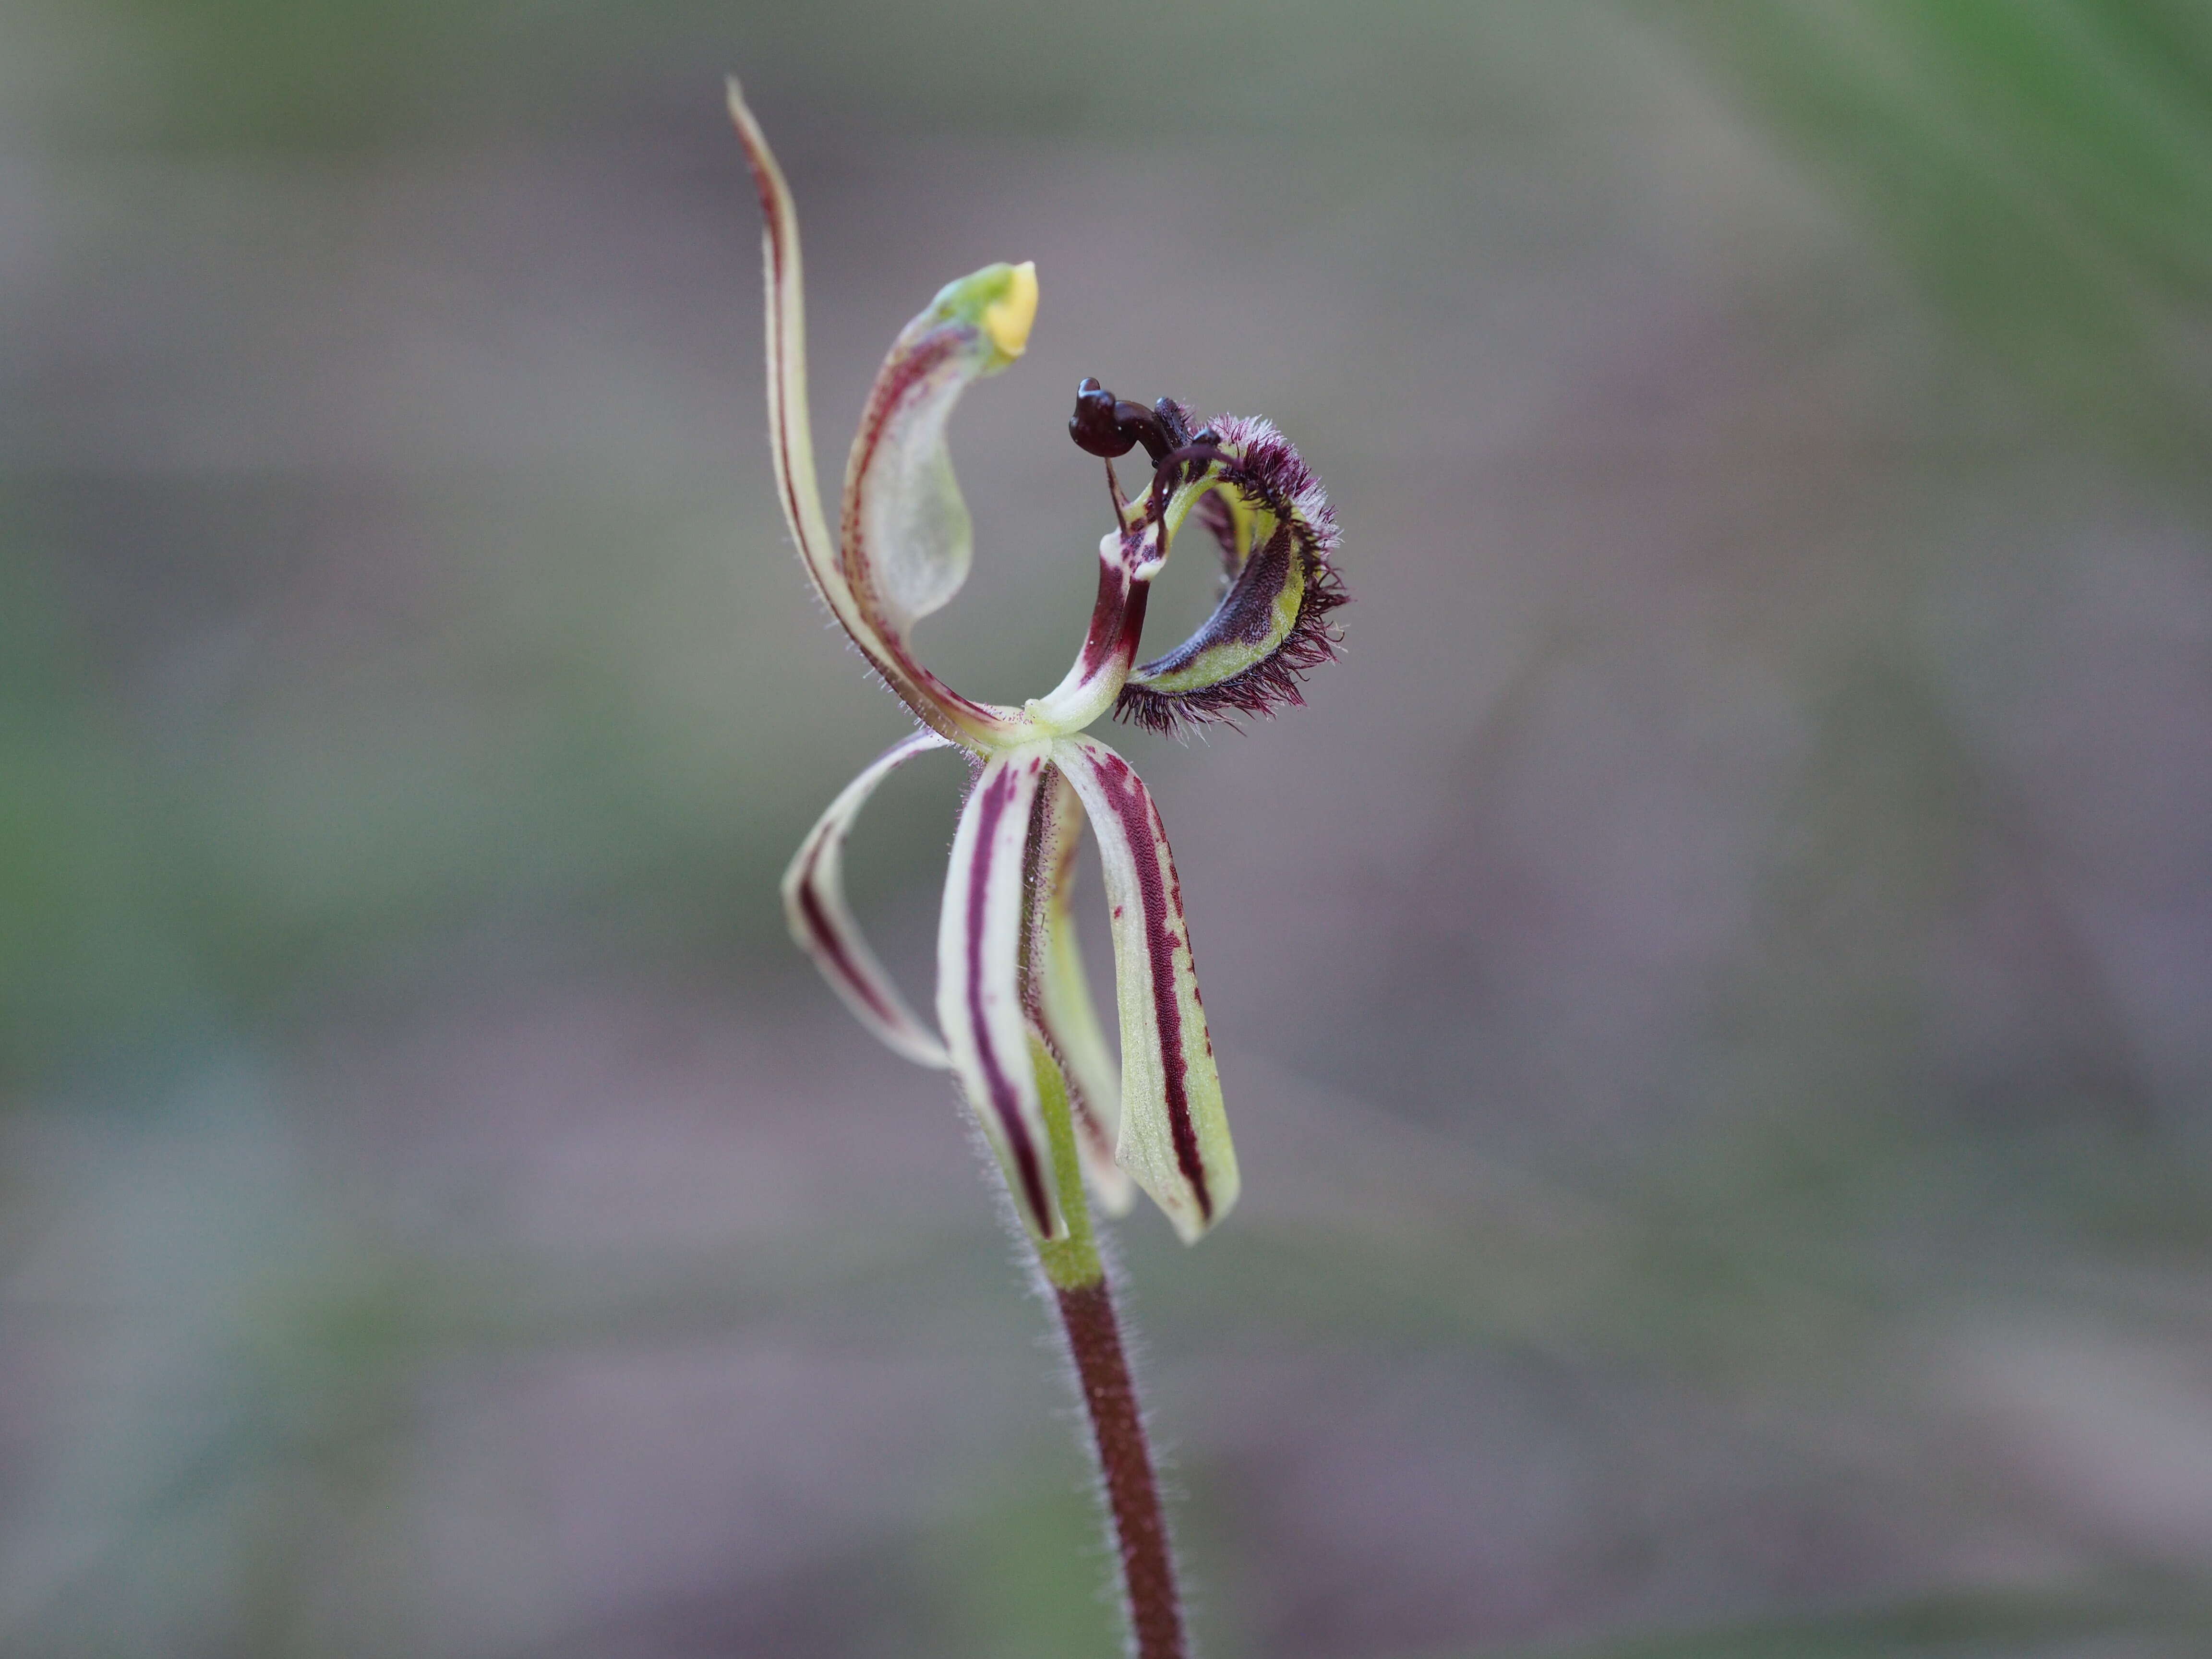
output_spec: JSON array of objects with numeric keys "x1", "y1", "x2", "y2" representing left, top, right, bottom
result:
[
  {"x1": 727, "y1": 79, "x2": 1030, "y2": 751},
  {"x1": 938, "y1": 744, "x2": 1065, "y2": 1239},
  {"x1": 843, "y1": 262, "x2": 1035, "y2": 634},
  {"x1": 782, "y1": 730, "x2": 955, "y2": 1069},
  {"x1": 726, "y1": 80, "x2": 838, "y2": 606},
  {"x1": 1027, "y1": 770, "x2": 1136, "y2": 1215},
  {"x1": 1051, "y1": 735, "x2": 1238, "y2": 1242}
]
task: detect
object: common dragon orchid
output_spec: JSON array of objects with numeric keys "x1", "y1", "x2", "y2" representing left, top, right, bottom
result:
[{"x1": 728, "y1": 82, "x2": 1342, "y2": 1656}]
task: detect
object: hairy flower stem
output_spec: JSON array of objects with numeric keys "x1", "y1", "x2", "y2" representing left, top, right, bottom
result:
[
  {"x1": 1029, "y1": 1036, "x2": 1186, "y2": 1659},
  {"x1": 1056, "y1": 1278, "x2": 1182, "y2": 1658}
]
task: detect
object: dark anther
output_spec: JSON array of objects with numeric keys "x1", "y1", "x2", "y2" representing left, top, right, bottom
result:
[
  {"x1": 1070, "y1": 377, "x2": 1124, "y2": 457},
  {"x1": 1069, "y1": 377, "x2": 1177, "y2": 465}
]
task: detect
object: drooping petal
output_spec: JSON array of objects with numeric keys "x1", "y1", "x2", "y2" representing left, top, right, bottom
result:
[
  {"x1": 1115, "y1": 414, "x2": 1345, "y2": 736},
  {"x1": 1025, "y1": 769, "x2": 1135, "y2": 1215},
  {"x1": 1051, "y1": 735, "x2": 1238, "y2": 1242},
  {"x1": 727, "y1": 80, "x2": 1029, "y2": 751},
  {"x1": 781, "y1": 729, "x2": 954, "y2": 1069},
  {"x1": 938, "y1": 743, "x2": 1064, "y2": 1239}
]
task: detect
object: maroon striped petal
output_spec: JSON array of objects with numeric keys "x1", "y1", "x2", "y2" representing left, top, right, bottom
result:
[
  {"x1": 1026, "y1": 770, "x2": 1135, "y2": 1215},
  {"x1": 1051, "y1": 736, "x2": 1238, "y2": 1242},
  {"x1": 937, "y1": 743, "x2": 1064, "y2": 1239},
  {"x1": 781, "y1": 730, "x2": 955, "y2": 1069}
]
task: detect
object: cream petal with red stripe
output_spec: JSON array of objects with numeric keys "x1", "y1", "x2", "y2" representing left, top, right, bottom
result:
[
  {"x1": 781, "y1": 730, "x2": 954, "y2": 1070},
  {"x1": 1026, "y1": 770, "x2": 1135, "y2": 1215},
  {"x1": 937, "y1": 743, "x2": 1064, "y2": 1239},
  {"x1": 1051, "y1": 735, "x2": 1238, "y2": 1242}
]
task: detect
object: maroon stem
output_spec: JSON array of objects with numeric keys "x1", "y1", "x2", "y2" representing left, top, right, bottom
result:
[{"x1": 1056, "y1": 1278, "x2": 1184, "y2": 1659}]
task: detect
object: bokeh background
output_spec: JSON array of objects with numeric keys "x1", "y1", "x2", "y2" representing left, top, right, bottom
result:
[{"x1": 7, "y1": 1, "x2": 2212, "y2": 1653}]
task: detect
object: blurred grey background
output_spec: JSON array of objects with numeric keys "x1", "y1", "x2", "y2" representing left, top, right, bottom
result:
[{"x1": 5, "y1": 1, "x2": 2212, "y2": 1654}]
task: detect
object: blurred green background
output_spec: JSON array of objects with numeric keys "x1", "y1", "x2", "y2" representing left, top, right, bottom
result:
[{"x1": 5, "y1": 0, "x2": 2212, "y2": 1653}]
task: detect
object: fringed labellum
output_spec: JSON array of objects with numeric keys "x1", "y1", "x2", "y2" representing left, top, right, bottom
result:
[{"x1": 730, "y1": 82, "x2": 1343, "y2": 1244}]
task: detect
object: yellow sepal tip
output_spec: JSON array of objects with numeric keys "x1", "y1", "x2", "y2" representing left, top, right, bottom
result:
[{"x1": 983, "y1": 261, "x2": 1038, "y2": 361}]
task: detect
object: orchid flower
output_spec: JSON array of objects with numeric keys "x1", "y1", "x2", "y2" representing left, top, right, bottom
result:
[{"x1": 728, "y1": 81, "x2": 1342, "y2": 1656}]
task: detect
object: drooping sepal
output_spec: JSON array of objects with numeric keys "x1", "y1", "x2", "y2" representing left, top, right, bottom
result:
[
  {"x1": 1115, "y1": 413, "x2": 1344, "y2": 736},
  {"x1": 1025, "y1": 769, "x2": 1135, "y2": 1215},
  {"x1": 782, "y1": 729, "x2": 954, "y2": 1069},
  {"x1": 938, "y1": 743, "x2": 1065, "y2": 1239},
  {"x1": 1051, "y1": 735, "x2": 1238, "y2": 1242}
]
